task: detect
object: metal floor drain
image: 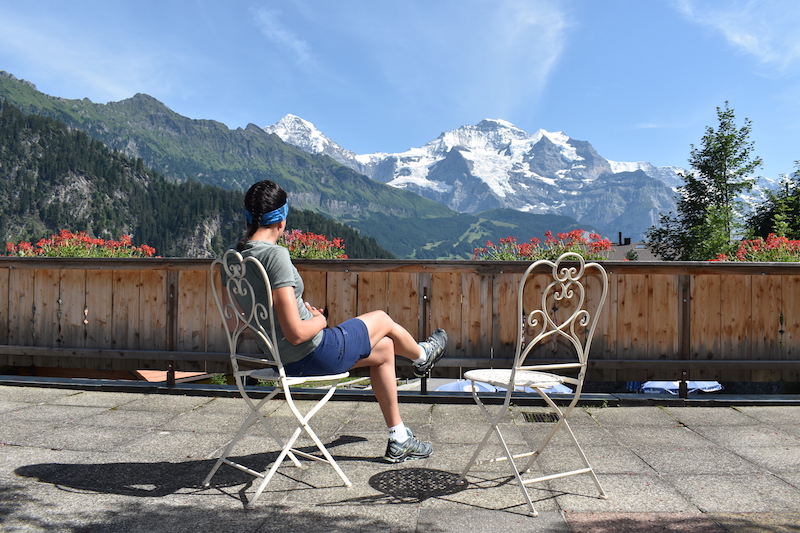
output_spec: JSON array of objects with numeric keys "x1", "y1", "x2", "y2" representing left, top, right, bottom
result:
[{"x1": 522, "y1": 412, "x2": 559, "y2": 423}]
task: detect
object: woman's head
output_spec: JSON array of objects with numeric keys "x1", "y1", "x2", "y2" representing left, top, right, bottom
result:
[
  {"x1": 237, "y1": 180, "x2": 288, "y2": 250},
  {"x1": 244, "y1": 180, "x2": 288, "y2": 227}
]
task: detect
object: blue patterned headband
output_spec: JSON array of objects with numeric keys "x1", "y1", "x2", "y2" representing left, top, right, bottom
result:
[{"x1": 245, "y1": 202, "x2": 288, "y2": 226}]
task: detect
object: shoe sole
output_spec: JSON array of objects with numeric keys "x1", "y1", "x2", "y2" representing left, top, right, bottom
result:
[{"x1": 382, "y1": 453, "x2": 431, "y2": 464}]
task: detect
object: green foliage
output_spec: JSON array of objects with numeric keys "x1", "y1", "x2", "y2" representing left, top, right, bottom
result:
[
  {"x1": 647, "y1": 102, "x2": 762, "y2": 260},
  {"x1": 208, "y1": 374, "x2": 228, "y2": 385},
  {"x1": 747, "y1": 162, "x2": 800, "y2": 239}
]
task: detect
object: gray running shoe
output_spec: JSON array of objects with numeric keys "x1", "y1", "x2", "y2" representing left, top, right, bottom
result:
[
  {"x1": 413, "y1": 328, "x2": 447, "y2": 377},
  {"x1": 383, "y1": 429, "x2": 433, "y2": 463}
]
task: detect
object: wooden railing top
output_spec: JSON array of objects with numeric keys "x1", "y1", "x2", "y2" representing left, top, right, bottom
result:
[{"x1": 2, "y1": 256, "x2": 800, "y2": 275}]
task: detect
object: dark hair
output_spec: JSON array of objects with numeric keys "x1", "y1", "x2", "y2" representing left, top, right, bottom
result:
[{"x1": 236, "y1": 180, "x2": 288, "y2": 251}]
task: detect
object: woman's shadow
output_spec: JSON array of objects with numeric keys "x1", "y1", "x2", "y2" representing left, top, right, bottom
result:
[{"x1": 14, "y1": 435, "x2": 366, "y2": 498}]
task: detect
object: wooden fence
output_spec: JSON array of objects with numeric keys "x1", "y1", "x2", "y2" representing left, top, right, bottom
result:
[{"x1": 1, "y1": 257, "x2": 798, "y2": 383}]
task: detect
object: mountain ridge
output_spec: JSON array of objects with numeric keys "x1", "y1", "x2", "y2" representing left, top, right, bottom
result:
[
  {"x1": 0, "y1": 71, "x2": 591, "y2": 258},
  {"x1": 265, "y1": 114, "x2": 682, "y2": 239}
]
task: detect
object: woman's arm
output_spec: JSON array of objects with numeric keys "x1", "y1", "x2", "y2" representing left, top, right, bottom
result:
[{"x1": 272, "y1": 286, "x2": 327, "y2": 345}]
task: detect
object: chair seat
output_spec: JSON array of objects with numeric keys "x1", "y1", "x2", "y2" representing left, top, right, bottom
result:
[
  {"x1": 249, "y1": 368, "x2": 349, "y2": 384},
  {"x1": 464, "y1": 368, "x2": 564, "y2": 390}
]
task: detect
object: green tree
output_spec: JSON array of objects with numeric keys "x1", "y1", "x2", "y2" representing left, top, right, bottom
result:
[
  {"x1": 647, "y1": 102, "x2": 762, "y2": 260},
  {"x1": 747, "y1": 162, "x2": 800, "y2": 239}
]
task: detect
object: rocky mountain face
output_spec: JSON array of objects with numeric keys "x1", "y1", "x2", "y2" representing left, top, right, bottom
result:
[{"x1": 266, "y1": 115, "x2": 683, "y2": 240}]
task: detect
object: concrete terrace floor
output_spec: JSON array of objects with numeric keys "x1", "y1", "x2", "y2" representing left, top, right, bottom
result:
[{"x1": 1, "y1": 382, "x2": 799, "y2": 533}]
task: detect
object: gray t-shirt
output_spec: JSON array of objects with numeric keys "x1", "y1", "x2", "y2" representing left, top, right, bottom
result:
[{"x1": 239, "y1": 240, "x2": 323, "y2": 364}]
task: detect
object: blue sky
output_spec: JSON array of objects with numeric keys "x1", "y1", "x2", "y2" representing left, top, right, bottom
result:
[{"x1": 1, "y1": 0, "x2": 799, "y2": 181}]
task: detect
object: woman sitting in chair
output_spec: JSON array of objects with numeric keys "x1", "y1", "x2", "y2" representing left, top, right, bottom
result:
[{"x1": 235, "y1": 179, "x2": 447, "y2": 463}]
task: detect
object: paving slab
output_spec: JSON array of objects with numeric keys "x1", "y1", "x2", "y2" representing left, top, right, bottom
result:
[{"x1": 1, "y1": 384, "x2": 799, "y2": 532}]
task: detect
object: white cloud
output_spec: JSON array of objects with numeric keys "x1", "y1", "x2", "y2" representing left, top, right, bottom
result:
[
  {"x1": 491, "y1": 1, "x2": 571, "y2": 106},
  {"x1": 252, "y1": 7, "x2": 315, "y2": 68},
  {"x1": 675, "y1": 0, "x2": 800, "y2": 72}
]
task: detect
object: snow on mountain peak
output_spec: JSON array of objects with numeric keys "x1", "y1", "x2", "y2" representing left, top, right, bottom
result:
[
  {"x1": 262, "y1": 114, "x2": 688, "y2": 239},
  {"x1": 264, "y1": 114, "x2": 337, "y2": 155}
]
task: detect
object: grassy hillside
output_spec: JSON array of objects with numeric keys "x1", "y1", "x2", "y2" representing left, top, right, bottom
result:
[{"x1": 0, "y1": 100, "x2": 393, "y2": 258}]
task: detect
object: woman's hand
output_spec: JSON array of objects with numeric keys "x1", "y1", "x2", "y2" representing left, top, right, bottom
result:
[
  {"x1": 305, "y1": 302, "x2": 326, "y2": 317},
  {"x1": 273, "y1": 286, "x2": 326, "y2": 345}
]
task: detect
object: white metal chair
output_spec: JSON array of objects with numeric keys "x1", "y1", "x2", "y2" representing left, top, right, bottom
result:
[
  {"x1": 203, "y1": 249, "x2": 352, "y2": 508},
  {"x1": 457, "y1": 252, "x2": 609, "y2": 516}
]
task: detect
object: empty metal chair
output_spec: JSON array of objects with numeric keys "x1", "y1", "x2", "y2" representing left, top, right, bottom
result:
[{"x1": 458, "y1": 252, "x2": 609, "y2": 516}]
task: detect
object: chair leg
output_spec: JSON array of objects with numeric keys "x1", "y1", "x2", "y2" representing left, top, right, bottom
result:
[
  {"x1": 204, "y1": 388, "x2": 300, "y2": 489},
  {"x1": 248, "y1": 388, "x2": 352, "y2": 507},
  {"x1": 247, "y1": 424, "x2": 305, "y2": 508},
  {"x1": 457, "y1": 391, "x2": 538, "y2": 516},
  {"x1": 203, "y1": 399, "x2": 269, "y2": 487},
  {"x1": 519, "y1": 391, "x2": 607, "y2": 500}
]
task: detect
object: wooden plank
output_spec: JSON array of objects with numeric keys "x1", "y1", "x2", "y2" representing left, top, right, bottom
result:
[
  {"x1": 176, "y1": 270, "x2": 207, "y2": 353},
  {"x1": 493, "y1": 273, "x2": 518, "y2": 360},
  {"x1": 84, "y1": 270, "x2": 114, "y2": 369},
  {"x1": 586, "y1": 266, "x2": 616, "y2": 380},
  {"x1": 300, "y1": 270, "x2": 327, "y2": 314},
  {"x1": 750, "y1": 275, "x2": 782, "y2": 382},
  {"x1": 112, "y1": 270, "x2": 141, "y2": 351},
  {"x1": 33, "y1": 269, "x2": 61, "y2": 352},
  {"x1": 356, "y1": 271, "x2": 389, "y2": 316},
  {"x1": 57, "y1": 270, "x2": 87, "y2": 368},
  {"x1": 430, "y1": 272, "x2": 460, "y2": 359},
  {"x1": 781, "y1": 274, "x2": 800, "y2": 381},
  {"x1": 691, "y1": 275, "x2": 721, "y2": 360},
  {"x1": 139, "y1": 269, "x2": 167, "y2": 351},
  {"x1": 205, "y1": 268, "x2": 228, "y2": 355},
  {"x1": 4, "y1": 256, "x2": 800, "y2": 276},
  {"x1": 461, "y1": 272, "x2": 491, "y2": 362},
  {"x1": 648, "y1": 274, "x2": 679, "y2": 359},
  {"x1": 719, "y1": 274, "x2": 752, "y2": 381},
  {"x1": 0, "y1": 268, "x2": 8, "y2": 347},
  {"x1": 387, "y1": 272, "x2": 421, "y2": 339},
  {"x1": 7, "y1": 268, "x2": 35, "y2": 366},
  {"x1": 326, "y1": 272, "x2": 357, "y2": 328},
  {"x1": 616, "y1": 273, "x2": 648, "y2": 360}
]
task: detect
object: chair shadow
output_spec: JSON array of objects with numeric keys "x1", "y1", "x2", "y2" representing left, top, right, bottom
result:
[
  {"x1": 369, "y1": 467, "x2": 467, "y2": 502},
  {"x1": 321, "y1": 467, "x2": 467, "y2": 508},
  {"x1": 14, "y1": 434, "x2": 367, "y2": 498}
]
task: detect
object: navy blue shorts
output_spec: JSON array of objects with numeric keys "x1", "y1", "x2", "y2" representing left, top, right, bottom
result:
[{"x1": 284, "y1": 318, "x2": 372, "y2": 376}]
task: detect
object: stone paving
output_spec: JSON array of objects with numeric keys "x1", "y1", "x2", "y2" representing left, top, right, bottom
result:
[{"x1": 1, "y1": 383, "x2": 799, "y2": 532}]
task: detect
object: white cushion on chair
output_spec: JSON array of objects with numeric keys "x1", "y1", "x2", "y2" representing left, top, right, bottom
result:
[
  {"x1": 464, "y1": 368, "x2": 564, "y2": 390},
  {"x1": 250, "y1": 368, "x2": 280, "y2": 380}
]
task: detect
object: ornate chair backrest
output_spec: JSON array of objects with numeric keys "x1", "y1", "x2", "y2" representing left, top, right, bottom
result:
[
  {"x1": 210, "y1": 249, "x2": 283, "y2": 375},
  {"x1": 515, "y1": 252, "x2": 608, "y2": 388}
]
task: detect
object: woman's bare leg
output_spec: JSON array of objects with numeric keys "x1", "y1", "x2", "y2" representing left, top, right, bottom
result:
[
  {"x1": 351, "y1": 336, "x2": 401, "y2": 427},
  {"x1": 357, "y1": 310, "x2": 421, "y2": 361}
]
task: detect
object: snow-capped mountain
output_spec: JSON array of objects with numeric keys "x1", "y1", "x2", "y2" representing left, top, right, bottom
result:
[{"x1": 264, "y1": 115, "x2": 683, "y2": 240}]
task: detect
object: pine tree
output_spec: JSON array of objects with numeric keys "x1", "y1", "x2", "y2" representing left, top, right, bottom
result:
[
  {"x1": 647, "y1": 102, "x2": 762, "y2": 260},
  {"x1": 747, "y1": 162, "x2": 800, "y2": 239}
]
